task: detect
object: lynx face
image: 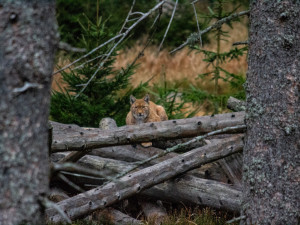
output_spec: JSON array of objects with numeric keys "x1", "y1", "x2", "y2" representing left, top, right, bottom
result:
[{"x1": 130, "y1": 95, "x2": 150, "y2": 122}]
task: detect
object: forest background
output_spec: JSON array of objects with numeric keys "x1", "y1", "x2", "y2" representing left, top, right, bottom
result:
[{"x1": 50, "y1": 0, "x2": 249, "y2": 128}]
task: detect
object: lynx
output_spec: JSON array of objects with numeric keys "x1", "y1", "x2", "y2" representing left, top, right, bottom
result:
[{"x1": 126, "y1": 94, "x2": 168, "y2": 125}]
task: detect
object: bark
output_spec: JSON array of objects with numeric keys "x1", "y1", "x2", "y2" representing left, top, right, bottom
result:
[
  {"x1": 50, "y1": 111, "x2": 245, "y2": 152},
  {"x1": 227, "y1": 96, "x2": 246, "y2": 112},
  {"x1": 0, "y1": 1, "x2": 58, "y2": 225},
  {"x1": 242, "y1": 1, "x2": 300, "y2": 224},
  {"x1": 46, "y1": 135, "x2": 243, "y2": 222}
]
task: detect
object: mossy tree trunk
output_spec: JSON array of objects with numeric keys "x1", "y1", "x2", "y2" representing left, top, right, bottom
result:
[
  {"x1": 0, "y1": 1, "x2": 58, "y2": 224},
  {"x1": 242, "y1": 1, "x2": 299, "y2": 224}
]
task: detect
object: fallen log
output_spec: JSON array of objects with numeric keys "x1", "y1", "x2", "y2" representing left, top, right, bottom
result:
[
  {"x1": 139, "y1": 200, "x2": 167, "y2": 225},
  {"x1": 46, "y1": 135, "x2": 243, "y2": 222},
  {"x1": 51, "y1": 111, "x2": 245, "y2": 153},
  {"x1": 141, "y1": 174, "x2": 241, "y2": 212}
]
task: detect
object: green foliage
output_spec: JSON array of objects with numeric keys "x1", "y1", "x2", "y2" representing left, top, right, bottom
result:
[
  {"x1": 56, "y1": 0, "x2": 208, "y2": 48},
  {"x1": 50, "y1": 15, "x2": 147, "y2": 127},
  {"x1": 145, "y1": 75, "x2": 199, "y2": 120},
  {"x1": 186, "y1": 0, "x2": 248, "y2": 114}
]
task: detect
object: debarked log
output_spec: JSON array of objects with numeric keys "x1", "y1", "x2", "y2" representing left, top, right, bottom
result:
[
  {"x1": 46, "y1": 135, "x2": 243, "y2": 222},
  {"x1": 50, "y1": 111, "x2": 245, "y2": 153}
]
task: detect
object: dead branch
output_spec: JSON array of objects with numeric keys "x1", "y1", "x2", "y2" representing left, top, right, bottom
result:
[
  {"x1": 58, "y1": 41, "x2": 87, "y2": 53},
  {"x1": 46, "y1": 135, "x2": 243, "y2": 222}
]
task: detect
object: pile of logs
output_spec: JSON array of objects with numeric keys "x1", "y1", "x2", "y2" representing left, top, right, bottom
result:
[{"x1": 46, "y1": 97, "x2": 246, "y2": 224}]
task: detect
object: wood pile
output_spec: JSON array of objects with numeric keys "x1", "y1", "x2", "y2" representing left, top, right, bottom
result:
[{"x1": 47, "y1": 97, "x2": 245, "y2": 224}]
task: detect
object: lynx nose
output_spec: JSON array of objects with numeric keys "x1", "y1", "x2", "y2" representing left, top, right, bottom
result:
[{"x1": 138, "y1": 113, "x2": 142, "y2": 116}]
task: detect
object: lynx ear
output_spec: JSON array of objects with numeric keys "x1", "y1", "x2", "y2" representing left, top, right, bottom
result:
[
  {"x1": 144, "y1": 94, "x2": 150, "y2": 103},
  {"x1": 130, "y1": 95, "x2": 136, "y2": 105}
]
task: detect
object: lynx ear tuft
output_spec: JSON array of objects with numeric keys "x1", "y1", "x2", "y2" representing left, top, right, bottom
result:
[
  {"x1": 130, "y1": 95, "x2": 136, "y2": 105},
  {"x1": 144, "y1": 94, "x2": 150, "y2": 103}
]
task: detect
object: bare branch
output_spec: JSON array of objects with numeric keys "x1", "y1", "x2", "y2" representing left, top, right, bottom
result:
[
  {"x1": 58, "y1": 41, "x2": 86, "y2": 53},
  {"x1": 119, "y1": 0, "x2": 136, "y2": 34},
  {"x1": 170, "y1": 10, "x2": 249, "y2": 54},
  {"x1": 158, "y1": 0, "x2": 178, "y2": 52},
  {"x1": 191, "y1": 1, "x2": 202, "y2": 47}
]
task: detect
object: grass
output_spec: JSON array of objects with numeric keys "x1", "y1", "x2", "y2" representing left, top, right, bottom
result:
[{"x1": 47, "y1": 207, "x2": 239, "y2": 225}]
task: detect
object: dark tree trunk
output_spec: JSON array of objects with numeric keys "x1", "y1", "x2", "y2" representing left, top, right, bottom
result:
[
  {"x1": 0, "y1": 1, "x2": 58, "y2": 224},
  {"x1": 242, "y1": 1, "x2": 300, "y2": 224}
]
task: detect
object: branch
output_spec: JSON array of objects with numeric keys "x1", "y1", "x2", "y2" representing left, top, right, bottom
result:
[
  {"x1": 58, "y1": 41, "x2": 87, "y2": 53},
  {"x1": 191, "y1": 0, "x2": 202, "y2": 47},
  {"x1": 170, "y1": 10, "x2": 249, "y2": 54},
  {"x1": 46, "y1": 135, "x2": 243, "y2": 222}
]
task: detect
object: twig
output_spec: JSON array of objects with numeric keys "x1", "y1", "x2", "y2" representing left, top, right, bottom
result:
[
  {"x1": 191, "y1": 1, "x2": 202, "y2": 47},
  {"x1": 12, "y1": 82, "x2": 43, "y2": 93},
  {"x1": 170, "y1": 10, "x2": 249, "y2": 54},
  {"x1": 57, "y1": 173, "x2": 85, "y2": 193},
  {"x1": 232, "y1": 40, "x2": 248, "y2": 46},
  {"x1": 75, "y1": 1, "x2": 165, "y2": 98},
  {"x1": 73, "y1": 54, "x2": 108, "y2": 70},
  {"x1": 40, "y1": 197, "x2": 71, "y2": 224},
  {"x1": 52, "y1": 162, "x2": 114, "y2": 181},
  {"x1": 119, "y1": 0, "x2": 136, "y2": 34},
  {"x1": 115, "y1": 124, "x2": 246, "y2": 179},
  {"x1": 157, "y1": 0, "x2": 178, "y2": 52},
  {"x1": 226, "y1": 215, "x2": 246, "y2": 224}
]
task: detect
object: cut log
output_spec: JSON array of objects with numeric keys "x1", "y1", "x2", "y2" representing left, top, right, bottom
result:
[
  {"x1": 51, "y1": 111, "x2": 245, "y2": 153},
  {"x1": 46, "y1": 135, "x2": 243, "y2": 222},
  {"x1": 227, "y1": 96, "x2": 246, "y2": 112}
]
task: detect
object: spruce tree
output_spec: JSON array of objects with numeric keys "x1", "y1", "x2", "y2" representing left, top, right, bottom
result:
[{"x1": 50, "y1": 16, "x2": 147, "y2": 127}]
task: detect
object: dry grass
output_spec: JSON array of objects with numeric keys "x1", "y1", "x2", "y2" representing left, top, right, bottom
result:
[{"x1": 113, "y1": 21, "x2": 248, "y2": 93}]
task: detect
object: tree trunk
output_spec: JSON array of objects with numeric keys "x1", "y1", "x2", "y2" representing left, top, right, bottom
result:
[
  {"x1": 0, "y1": 1, "x2": 58, "y2": 224},
  {"x1": 242, "y1": 1, "x2": 300, "y2": 224}
]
